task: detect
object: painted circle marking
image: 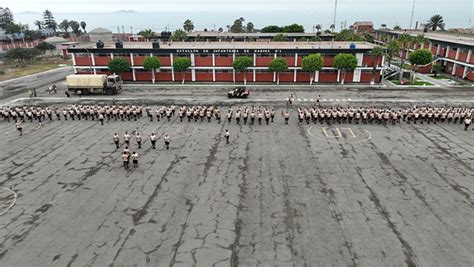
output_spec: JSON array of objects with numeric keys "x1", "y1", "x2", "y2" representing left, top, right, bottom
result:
[{"x1": 0, "y1": 187, "x2": 17, "y2": 216}]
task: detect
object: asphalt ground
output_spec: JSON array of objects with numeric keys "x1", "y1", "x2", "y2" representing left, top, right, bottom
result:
[{"x1": 0, "y1": 110, "x2": 473, "y2": 266}]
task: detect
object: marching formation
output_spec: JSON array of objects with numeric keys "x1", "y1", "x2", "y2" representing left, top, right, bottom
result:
[
  {"x1": 3, "y1": 103, "x2": 473, "y2": 171},
  {"x1": 296, "y1": 106, "x2": 474, "y2": 130}
]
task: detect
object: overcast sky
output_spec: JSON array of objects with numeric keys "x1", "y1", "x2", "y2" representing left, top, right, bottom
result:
[{"x1": 3, "y1": 0, "x2": 473, "y2": 29}]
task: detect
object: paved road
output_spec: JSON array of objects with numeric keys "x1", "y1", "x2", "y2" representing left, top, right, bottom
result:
[
  {"x1": 0, "y1": 111, "x2": 473, "y2": 266},
  {"x1": 0, "y1": 67, "x2": 73, "y2": 100},
  {"x1": 1, "y1": 82, "x2": 474, "y2": 107}
]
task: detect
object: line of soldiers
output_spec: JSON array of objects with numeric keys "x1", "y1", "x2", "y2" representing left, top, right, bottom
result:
[
  {"x1": 144, "y1": 105, "x2": 280, "y2": 125},
  {"x1": 295, "y1": 106, "x2": 473, "y2": 129},
  {"x1": 3, "y1": 105, "x2": 473, "y2": 131},
  {"x1": 113, "y1": 131, "x2": 172, "y2": 151},
  {"x1": 1, "y1": 105, "x2": 144, "y2": 124}
]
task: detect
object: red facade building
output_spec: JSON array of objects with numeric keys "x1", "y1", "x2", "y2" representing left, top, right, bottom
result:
[
  {"x1": 67, "y1": 41, "x2": 384, "y2": 83},
  {"x1": 375, "y1": 29, "x2": 474, "y2": 82}
]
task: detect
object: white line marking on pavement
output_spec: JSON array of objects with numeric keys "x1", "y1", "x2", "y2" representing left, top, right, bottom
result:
[
  {"x1": 336, "y1": 99, "x2": 340, "y2": 102},
  {"x1": 303, "y1": 98, "x2": 308, "y2": 101},
  {"x1": 0, "y1": 187, "x2": 17, "y2": 216},
  {"x1": 329, "y1": 99, "x2": 334, "y2": 102},
  {"x1": 310, "y1": 99, "x2": 314, "y2": 102}
]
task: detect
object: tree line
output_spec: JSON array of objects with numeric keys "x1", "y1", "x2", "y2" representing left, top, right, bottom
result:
[{"x1": 1, "y1": 7, "x2": 88, "y2": 39}]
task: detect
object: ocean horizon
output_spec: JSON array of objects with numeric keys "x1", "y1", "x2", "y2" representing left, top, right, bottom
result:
[{"x1": 14, "y1": 9, "x2": 472, "y2": 34}]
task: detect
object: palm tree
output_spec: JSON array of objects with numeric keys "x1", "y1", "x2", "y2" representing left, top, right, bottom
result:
[
  {"x1": 139, "y1": 29, "x2": 156, "y2": 40},
  {"x1": 183, "y1": 19, "x2": 194, "y2": 32},
  {"x1": 414, "y1": 34, "x2": 428, "y2": 49},
  {"x1": 398, "y1": 33, "x2": 413, "y2": 81},
  {"x1": 315, "y1": 24, "x2": 322, "y2": 33},
  {"x1": 369, "y1": 47, "x2": 385, "y2": 84},
  {"x1": 329, "y1": 24, "x2": 336, "y2": 32},
  {"x1": 34, "y1": 20, "x2": 43, "y2": 30},
  {"x1": 381, "y1": 24, "x2": 387, "y2": 29},
  {"x1": 427, "y1": 15, "x2": 445, "y2": 31},
  {"x1": 80, "y1": 21, "x2": 87, "y2": 33},
  {"x1": 59, "y1": 19, "x2": 70, "y2": 33}
]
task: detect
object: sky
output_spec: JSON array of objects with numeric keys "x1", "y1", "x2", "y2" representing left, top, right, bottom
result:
[{"x1": 3, "y1": 0, "x2": 473, "y2": 31}]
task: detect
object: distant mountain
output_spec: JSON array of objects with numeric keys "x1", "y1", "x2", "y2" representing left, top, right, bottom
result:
[
  {"x1": 113, "y1": 10, "x2": 137, "y2": 13},
  {"x1": 16, "y1": 11, "x2": 42, "y2": 15}
]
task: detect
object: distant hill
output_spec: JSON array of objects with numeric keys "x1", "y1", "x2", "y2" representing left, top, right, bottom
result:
[
  {"x1": 16, "y1": 11, "x2": 41, "y2": 15},
  {"x1": 113, "y1": 10, "x2": 137, "y2": 13}
]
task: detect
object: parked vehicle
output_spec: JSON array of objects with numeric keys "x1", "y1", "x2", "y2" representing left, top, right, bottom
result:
[
  {"x1": 66, "y1": 74, "x2": 123, "y2": 95},
  {"x1": 228, "y1": 87, "x2": 249, "y2": 98}
]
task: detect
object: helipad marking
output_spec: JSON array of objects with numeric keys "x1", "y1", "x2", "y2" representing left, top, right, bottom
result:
[{"x1": 308, "y1": 126, "x2": 371, "y2": 144}]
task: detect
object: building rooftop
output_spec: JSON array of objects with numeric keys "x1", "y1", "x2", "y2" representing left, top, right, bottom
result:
[
  {"x1": 72, "y1": 41, "x2": 377, "y2": 50},
  {"x1": 89, "y1": 27, "x2": 113, "y2": 34},
  {"x1": 354, "y1": 21, "x2": 373, "y2": 26},
  {"x1": 377, "y1": 29, "x2": 474, "y2": 47}
]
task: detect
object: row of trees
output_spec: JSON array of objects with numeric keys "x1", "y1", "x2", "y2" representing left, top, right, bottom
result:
[
  {"x1": 260, "y1": 23, "x2": 305, "y2": 33},
  {"x1": 35, "y1": 10, "x2": 87, "y2": 34},
  {"x1": 5, "y1": 41, "x2": 57, "y2": 64},
  {"x1": 2, "y1": 8, "x2": 88, "y2": 40},
  {"x1": 106, "y1": 52, "x2": 382, "y2": 85}
]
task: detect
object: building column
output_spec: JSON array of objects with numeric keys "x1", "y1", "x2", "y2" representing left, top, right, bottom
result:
[
  {"x1": 191, "y1": 53, "x2": 196, "y2": 82},
  {"x1": 463, "y1": 66, "x2": 468, "y2": 78},
  {"x1": 130, "y1": 53, "x2": 134, "y2": 66},
  {"x1": 253, "y1": 69, "x2": 256, "y2": 82},
  {"x1": 436, "y1": 45, "x2": 441, "y2": 56},
  {"x1": 93, "y1": 68, "x2": 97, "y2": 75},
  {"x1": 428, "y1": 42, "x2": 432, "y2": 52},
  {"x1": 455, "y1": 49, "x2": 460, "y2": 60},
  {"x1": 337, "y1": 70, "x2": 340, "y2": 82},
  {"x1": 132, "y1": 68, "x2": 136, "y2": 81},
  {"x1": 466, "y1": 50, "x2": 472, "y2": 63},
  {"x1": 445, "y1": 46, "x2": 450, "y2": 57},
  {"x1": 71, "y1": 53, "x2": 76, "y2": 66},
  {"x1": 253, "y1": 53, "x2": 256, "y2": 66},
  {"x1": 356, "y1": 53, "x2": 364, "y2": 66},
  {"x1": 353, "y1": 69, "x2": 361, "y2": 82},
  {"x1": 110, "y1": 52, "x2": 114, "y2": 59},
  {"x1": 315, "y1": 71, "x2": 319, "y2": 82},
  {"x1": 232, "y1": 53, "x2": 236, "y2": 83},
  {"x1": 91, "y1": 53, "x2": 95, "y2": 66},
  {"x1": 170, "y1": 53, "x2": 175, "y2": 82},
  {"x1": 293, "y1": 69, "x2": 297, "y2": 83},
  {"x1": 212, "y1": 53, "x2": 215, "y2": 66},
  {"x1": 452, "y1": 64, "x2": 457, "y2": 75}
]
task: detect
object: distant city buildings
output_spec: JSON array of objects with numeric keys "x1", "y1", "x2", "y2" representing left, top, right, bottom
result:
[{"x1": 353, "y1": 21, "x2": 374, "y2": 34}]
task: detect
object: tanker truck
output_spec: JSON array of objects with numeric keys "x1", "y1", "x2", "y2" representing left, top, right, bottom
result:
[{"x1": 66, "y1": 74, "x2": 123, "y2": 95}]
